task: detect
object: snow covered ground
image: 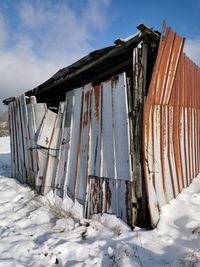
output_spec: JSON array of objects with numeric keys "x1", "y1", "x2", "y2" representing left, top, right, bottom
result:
[{"x1": 0, "y1": 136, "x2": 200, "y2": 267}]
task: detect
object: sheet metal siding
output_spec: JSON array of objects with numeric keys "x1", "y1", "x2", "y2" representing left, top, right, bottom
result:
[
  {"x1": 8, "y1": 72, "x2": 133, "y2": 225},
  {"x1": 144, "y1": 27, "x2": 200, "y2": 226},
  {"x1": 63, "y1": 88, "x2": 83, "y2": 199}
]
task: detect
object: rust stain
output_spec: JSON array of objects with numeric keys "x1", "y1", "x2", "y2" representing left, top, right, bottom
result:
[
  {"x1": 160, "y1": 106, "x2": 168, "y2": 201},
  {"x1": 93, "y1": 85, "x2": 100, "y2": 120},
  {"x1": 83, "y1": 91, "x2": 90, "y2": 127},
  {"x1": 105, "y1": 178, "x2": 111, "y2": 212},
  {"x1": 125, "y1": 181, "x2": 131, "y2": 226},
  {"x1": 74, "y1": 88, "x2": 84, "y2": 199},
  {"x1": 111, "y1": 75, "x2": 119, "y2": 89},
  {"x1": 45, "y1": 137, "x2": 49, "y2": 145}
]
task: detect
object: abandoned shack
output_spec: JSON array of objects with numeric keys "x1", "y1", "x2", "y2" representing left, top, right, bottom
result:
[{"x1": 3, "y1": 24, "x2": 200, "y2": 228}]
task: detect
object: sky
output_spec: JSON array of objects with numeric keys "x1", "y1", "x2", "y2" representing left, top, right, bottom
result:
[{"x1": 0, "y1": 0, "x2": 200, "y2": 110}]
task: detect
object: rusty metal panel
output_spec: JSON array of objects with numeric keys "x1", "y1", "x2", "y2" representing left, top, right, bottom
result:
[
  {"x1": 89, "y1": 85, "x2": 101, "y2": 177},
  {"x1": 87, "y1": 176, "x2": 132, "y2": 224},
  {"x1": 75, "y1": 84, "x2": 91, "y2": 203},
  {"x1": 144, "y1": 26, "x2": 200, "y2": 227},
  {"x1": 167, "y1": 106, "x2": 179, "y2": 197},
  {"x1": 179, "y1": 107, "x2": 187, "y2": 188},
  {"x1": 161, "y1": 106, "x2": 174, "y2": 201},
  {"x1": 143, "y1": 104, "x2": 160, "y2": 226}
]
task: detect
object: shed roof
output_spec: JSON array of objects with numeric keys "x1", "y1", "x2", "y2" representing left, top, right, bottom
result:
[{"x1": 3, "y1": 24, "x2": 160, "y2": 105}]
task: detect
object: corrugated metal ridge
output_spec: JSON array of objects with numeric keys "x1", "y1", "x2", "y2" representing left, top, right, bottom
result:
[{"x1": 146, "y1": 27, "x2": 185, "y2": 105}]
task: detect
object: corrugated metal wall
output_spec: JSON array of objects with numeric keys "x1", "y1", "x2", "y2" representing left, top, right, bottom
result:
[
  {"x1": 8, "y1": 72, "x2": 134, "y2": 225},
  {"x1": 144, "y1": 27, "x2": 200, "y2": 226}
]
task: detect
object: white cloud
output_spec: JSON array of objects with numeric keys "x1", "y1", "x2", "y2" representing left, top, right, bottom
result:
[
  {"x1": 83, "y1": 0, "x2": 112, "y2": 31},
  {"x1": 0, "y1": 1, "x2": 112, "y2": 110},
  {"x1": 0, "y1": 49, "x2": 59, "y2": 99},
  {"x1": 184, "y1": 38, "x2": 200, "y2": 67}
]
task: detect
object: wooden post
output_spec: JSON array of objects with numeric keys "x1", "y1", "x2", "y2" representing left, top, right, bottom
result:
[{"x1": 131, "y1": 42, "x2": 148, "y2": 226}]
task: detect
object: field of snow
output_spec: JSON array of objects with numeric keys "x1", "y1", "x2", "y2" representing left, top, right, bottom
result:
[{"x1": 0, "y1": 136, "x2": 200, "y2": 267}]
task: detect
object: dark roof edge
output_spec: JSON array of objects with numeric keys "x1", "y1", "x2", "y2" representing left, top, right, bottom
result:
[{"x1": 26, "y1": 34, "x2": 140, "y2": 97}]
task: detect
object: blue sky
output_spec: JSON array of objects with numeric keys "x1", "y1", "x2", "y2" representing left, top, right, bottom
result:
[{"x1": 0, "y1": 0, "x2": 200, "y2": 109}]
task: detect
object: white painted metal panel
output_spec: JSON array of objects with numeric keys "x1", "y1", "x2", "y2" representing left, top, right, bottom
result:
[
  {"x1": 50, "y1": 106, "x2": 64, "y2": 151},
  {"x1": 101, "y1": 80, "x2": 114, "y2": 178},
  {"x1": 11, "y1": 102, "x2": 18, "y2": 178},
  {"x1": 36, "y1": 105, "x2": 62, "y2": 194},
  {"x1": 13, "y1": 100, "x2": 23, "y2": 182},
  {"x1": 63, "y1": 88, "x2": 83, "y2": 199},
  {"x1": 112, "y1": 73, "x2": 131, "y2": 181},
  {"x1": 37, "y1": 109, "x2": 57, "y2": 149},
  {"x1": 55, "y1": 98, "x2": 73, "y2": 197},
  {"x1": 27, "y1": 104, "x2": 39, "y2": 186},
  {"x1": 32, "y1": 104, "x2": 47, "y2": 138},
  {"x1": 36, "y1": 148, "x2": 47, "y2": 188}
]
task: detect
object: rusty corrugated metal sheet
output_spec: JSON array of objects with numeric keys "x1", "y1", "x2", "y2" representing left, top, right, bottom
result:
[
  {"x1": 144, "y1": 27, "x2": 200, "y2": 226},
  {"x1": 8, "y1": 72, "x2": 133, "y2": 225}
]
